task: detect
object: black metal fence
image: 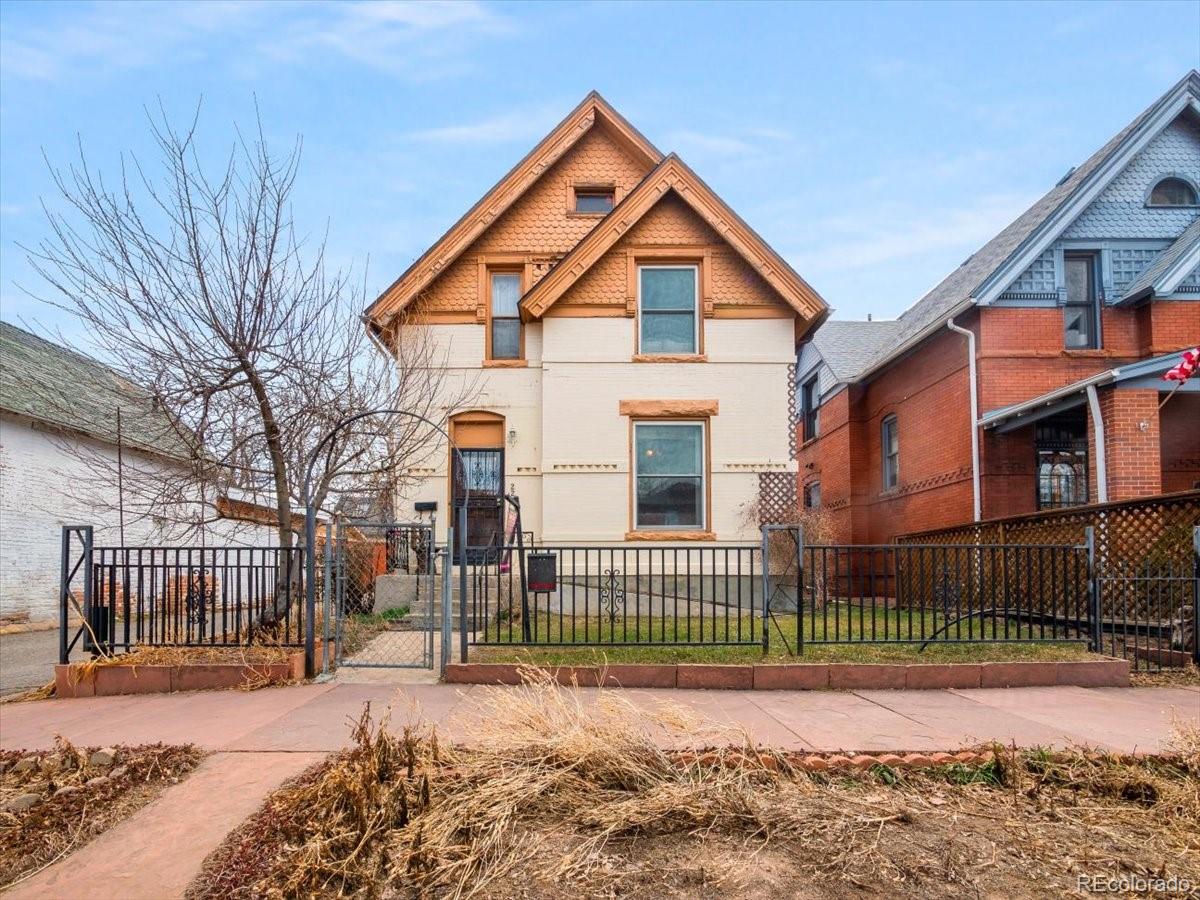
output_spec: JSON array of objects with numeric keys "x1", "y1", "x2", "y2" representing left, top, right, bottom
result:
[
  {"x1": 784, "y1": 539, "x2": 1094, "y2": 649},
  {"x1": 461, "y1": 526, "x2": 1199, "y2": 671},
  {"x1": 59, "y1": 527, "x2": 306, "y2": 661},
  {"x1": 465, "y1": 543, "x2": 769, "y2": 648}
]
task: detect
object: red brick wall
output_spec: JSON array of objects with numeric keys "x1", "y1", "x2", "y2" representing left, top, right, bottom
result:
[
  {"x1": 797, "y1": 299, "x2": 1195, "y2": 542},
  {"x1": 796, "y1": 319, "x2": 976, "y2": 544},
  {"x1": 1160, "y1": 393, "x2": 1200, "y2": 493},
  {"x1": 1099, "y1": 389, "x2": 1162, "y2": 501},
  {"x1": 1138, "y1": 301, "x2": 1200, "y2": 356},
  {"x1": 977, "y1": 307, "x2": 1142, "y2": 411}
]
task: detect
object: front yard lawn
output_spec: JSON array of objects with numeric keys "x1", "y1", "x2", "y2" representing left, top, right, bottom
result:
[{"x1": 472, "y1": 610, "x2": 1096, "y2": 665}]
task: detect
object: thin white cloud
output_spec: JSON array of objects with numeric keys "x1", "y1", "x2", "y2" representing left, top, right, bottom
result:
[
  {"x1": 404, "y1": 107, "x2": 562, "y2": 146},
  {"x1": 0, "y1": 0, "x2": 514, "y2": 82},
  {"x1": 260, "y1": 1, "x2": 513, "y2": 81},
  {"x1": 789, "y1": 192, "x2": 1034, "y2": 275},
  {"x1": 668, "y1": 130, "x2": 755, "y2": 157}
]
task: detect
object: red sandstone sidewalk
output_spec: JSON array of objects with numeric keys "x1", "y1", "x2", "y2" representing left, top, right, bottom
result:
[
  {"x1": 1, "y1": 683, "x2": 1196, "y2": 900},
  {"x1": 2, "y1": 683, "x2": 1197, "y2": 755}
]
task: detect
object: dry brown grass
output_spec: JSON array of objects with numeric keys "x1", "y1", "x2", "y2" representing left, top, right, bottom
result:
[
  {"x1": 190, "y1": 670, "x2": 1200, "y2": 899},
  {"x1": 0, "y1": 738, "x2": 204, "y2": 890}
]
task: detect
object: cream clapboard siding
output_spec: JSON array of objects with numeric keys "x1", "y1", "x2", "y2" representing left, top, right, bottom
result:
[
  {"x1": 0, "y1": 414, "x2": 278, "y2": 623},
  {"x1": 400, "y1": 316, "x2": 794, "y2": 546}
]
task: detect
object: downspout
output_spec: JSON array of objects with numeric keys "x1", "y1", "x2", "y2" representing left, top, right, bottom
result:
[
  {"x1": 1085, "y1": 384, "x2": 1108, "y2": 503},
  {"x1": 946, "y1": 318, "x2": 981, "y2": 522}
]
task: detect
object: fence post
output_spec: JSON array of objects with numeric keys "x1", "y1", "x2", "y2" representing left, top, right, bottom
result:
[
  {"x1": 760, "y1": 526, "x2": 770, "y2": 654},
  {"x1": 1085, "y1": 526, "x2": 1099, "y2": 652},
  {"x1": 459, "y1": 503, "x2": 468, "y2": 664},
  {"x1": 321, "y1": 522, "x2": 332, "y2": 676},
  {"x1": 58, "y1": 527, "x2": 78, "y2": 664},
  {"x1": 795, "y1": 526, "x2": 805, "y2": 656},
  {"x1": 442, "y1": 526, "x2": 454, "y2": 675},
  {"x1": 1192, "y1": 526, "x2": 1199, "y2": 666}
]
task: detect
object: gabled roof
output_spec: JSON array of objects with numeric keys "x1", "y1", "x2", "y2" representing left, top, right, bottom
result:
[
  {"x1": 1119, "y1": 216, "x2": 1200, "y2": 304},
  {"x1": 0, "y1": 320, "x2": 193, "y2": 459},
  {"x1": 808, "y1": 320, "x2": 900, "y2": 383},
  {"x1": 852, "y1": 69, "x2": 1200, "y2": 382},
  {"x1": 365, "y1": 91, "x2": 662, "y2": 327},
  {"x1": 520, "y1": 154, "x2": 826, "y2": 324}
]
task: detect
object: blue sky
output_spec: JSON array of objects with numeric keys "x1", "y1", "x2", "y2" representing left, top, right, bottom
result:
[{"x1": 2, "y1": 0, "x2": 1199, "y2": 342}]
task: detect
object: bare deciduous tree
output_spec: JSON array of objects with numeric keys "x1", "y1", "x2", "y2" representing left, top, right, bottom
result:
[{"x1": 24, "y1": 106, "x2": 474, "y2": 623}]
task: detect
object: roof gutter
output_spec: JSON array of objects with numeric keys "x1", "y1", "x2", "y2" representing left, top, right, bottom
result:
[{"x1": 946, "y1": 317, "x2": 981, "y2": 522}]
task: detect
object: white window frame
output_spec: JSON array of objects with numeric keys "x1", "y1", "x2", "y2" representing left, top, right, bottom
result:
[
  {"x1": 633, "y1": 419, "x2": 706, "y2": 530},
  {"x1": 637, "y1": 264, "x2": 699, "y2": 355}
]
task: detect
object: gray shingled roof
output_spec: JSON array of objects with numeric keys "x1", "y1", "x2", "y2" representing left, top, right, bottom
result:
[
  {"x1": 0, "y1": 321, "x2": 193, "y2": 459},
  {"x1": 810, "y1": 319, "x2": 900, "y2": 382},
  {"x1": 1120, "y1": 216, "x2": 1200, "y2": 302},
  {"x1": 857, "y1": 70, "x2": 1200, "y2": 379}
]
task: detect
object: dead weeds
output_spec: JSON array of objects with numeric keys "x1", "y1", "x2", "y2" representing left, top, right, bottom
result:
[
  {"x1": 189, "y1": 668, "x2": 1200, "y2": 899},
  {"x1": 0, "y1": 738, "x2": 205, "y2": 890}
]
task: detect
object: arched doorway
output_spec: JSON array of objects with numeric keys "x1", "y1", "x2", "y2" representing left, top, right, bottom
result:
[{"x1": 448, "y1": 411, "x2": 506, "y2": 561}]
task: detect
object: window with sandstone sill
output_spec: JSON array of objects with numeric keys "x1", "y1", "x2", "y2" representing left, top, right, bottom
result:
[
  {"x1": 634, "y1": 421, "x2": 705, "y2": 530},
  {"x1": 638, "y1": 265, "x2": 698, "y2": 355},
  {"x1": 489, "y1": 271, "x2": 522, "y2": 360}
]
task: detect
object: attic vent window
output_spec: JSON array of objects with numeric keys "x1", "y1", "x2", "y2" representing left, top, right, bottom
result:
[
  {"x1": 1147, "y1": 177, "x2": 1198, "y2": 207},
  {"x1": 574, "y1": 187, "x2": 615, "y2": 214}
]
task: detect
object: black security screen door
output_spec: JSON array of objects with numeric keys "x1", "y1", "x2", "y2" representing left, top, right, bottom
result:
[{"x1": 453, "y1": 448, "x2": 504, "y2": 562}]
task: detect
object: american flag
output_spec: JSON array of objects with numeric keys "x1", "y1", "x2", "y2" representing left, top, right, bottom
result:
[{"x1": 1162, "y1": 347, "x2": 1198, "y2": 383}]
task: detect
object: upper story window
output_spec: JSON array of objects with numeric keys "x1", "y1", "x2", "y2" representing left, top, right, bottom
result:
[
  {"x1": 489, "y1": 271, "x2": 522, "y2": 360},
  {"x1": 1063, "y1": 252, "x2": 1100, "y2": 350},
  {"x1": 881, "y1": 414, "x2": 899, "y2": 491},
  {"x1": 574, "y1": 186, "x2": 615, "y2": 214},
  {"x1": 638, "y1": 265, "x2": 698, "y2": 355},
  {"x1": 633, "y1": 421, "x2": 705, "y2": 530},
  {"x1": 801, "y1": 374, "x2": 820, "y2": 441},
  {"x1": 1147, "y1": 176, "x2": 1198, "y2": 207}
]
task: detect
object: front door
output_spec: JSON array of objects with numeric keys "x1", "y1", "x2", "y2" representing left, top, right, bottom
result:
[{"x1": 452, "y1": 448, "x2": 505, "y2": 562}]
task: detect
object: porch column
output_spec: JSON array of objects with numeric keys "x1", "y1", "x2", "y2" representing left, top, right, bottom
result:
[{"x1": 1093, "y1": 388, "x2": 1162, "y2": 502}]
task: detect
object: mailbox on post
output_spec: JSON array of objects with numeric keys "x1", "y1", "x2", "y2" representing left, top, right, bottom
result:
[{"x1": 527, "y1": 552, "x2": 556, "y2": 593}]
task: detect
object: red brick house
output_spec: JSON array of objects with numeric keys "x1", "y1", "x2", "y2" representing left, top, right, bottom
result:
[{"x1": 797, "y1": 72, "x2": 1200, "y2": 544}]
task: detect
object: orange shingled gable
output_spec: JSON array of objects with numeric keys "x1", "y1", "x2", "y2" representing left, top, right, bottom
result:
[
  {"x1": 365, "y1": 91, "x2": 662, "y2": 328},
  {"x1": 520, "y1": 155, "x2": 825, "y2": 326},
  {"x1": 364, "y1": 93, "x2": 827, "y2": 339}
]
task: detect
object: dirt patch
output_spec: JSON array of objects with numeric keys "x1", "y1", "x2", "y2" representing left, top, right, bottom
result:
[
  {"x1": 1132, "y1": 665, "x2": 1200, "y2": 688},
  {"x1": 0, "y1": 739, "x2": 205, "y2": 890},
  {"x1": 189, "y1": 670, "x2": 1200, "y2": 899}
]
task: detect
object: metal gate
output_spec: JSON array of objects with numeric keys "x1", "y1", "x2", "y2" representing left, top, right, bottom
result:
[{"x1": 327, "y1": 520, "x2": 440, "y2": 670}]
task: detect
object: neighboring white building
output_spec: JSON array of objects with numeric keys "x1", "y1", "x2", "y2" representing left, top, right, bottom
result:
[
  {"x1": 363, "y1": 94, "x2": 828, "y2": 549},
  {"x1": 0, "y1": 322, "x2": 274, "y2": 623}
]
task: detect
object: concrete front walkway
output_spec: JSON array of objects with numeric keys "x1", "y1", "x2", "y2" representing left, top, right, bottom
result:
[{"x1": 2, "y1": 682, "x2": 1197, "y2": 754}]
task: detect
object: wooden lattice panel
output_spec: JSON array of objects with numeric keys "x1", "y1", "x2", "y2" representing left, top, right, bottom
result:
[
  {"x1": 897, "y1": 492, "x2": 1200, "y2": 635},
  {"x1": 787, "y1": 363, "x2": 798, "y2": 460},
  {"x1": 758, "y1": 472, "x2": 797, "y2": 525}
]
